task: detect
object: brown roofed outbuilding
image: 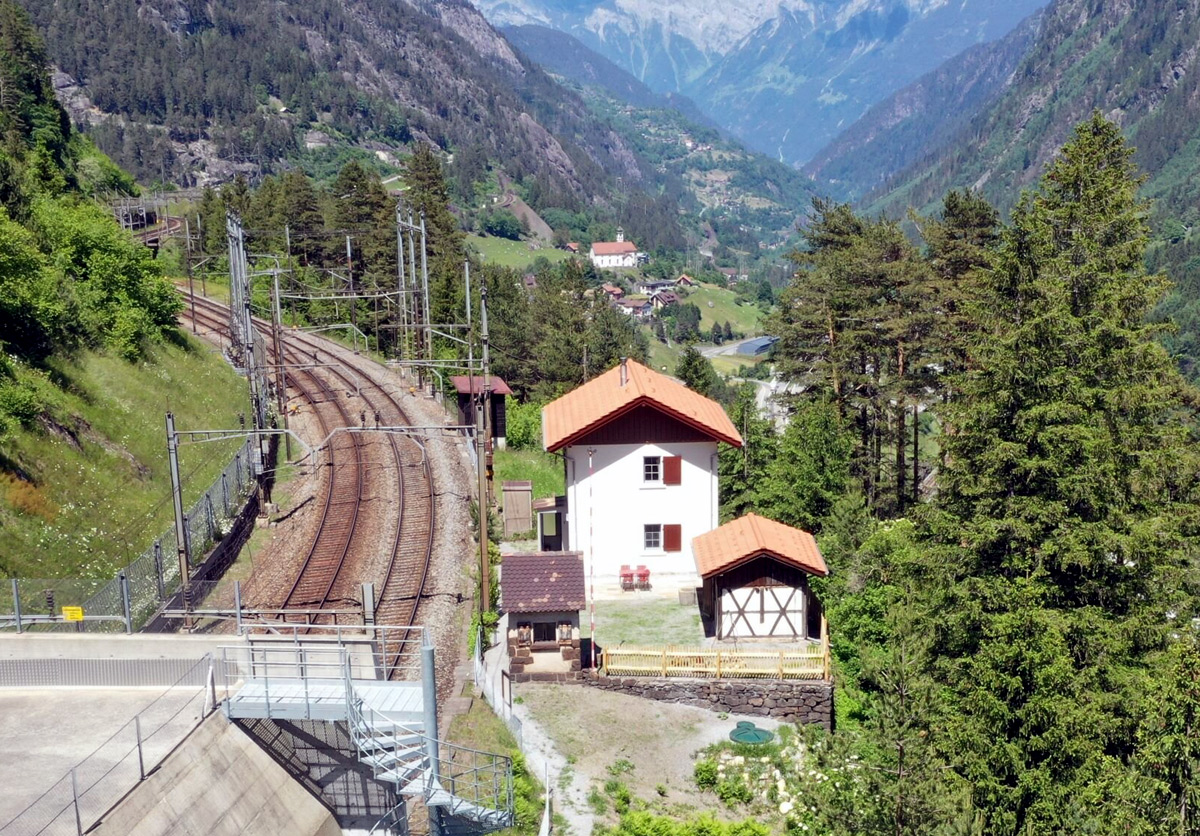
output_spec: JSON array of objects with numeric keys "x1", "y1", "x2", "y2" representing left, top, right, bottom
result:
[{"x1": 501, "y1": 552, "x2": 586, "y2": 613}]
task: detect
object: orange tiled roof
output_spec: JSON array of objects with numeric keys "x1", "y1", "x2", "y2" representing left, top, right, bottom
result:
[
  {"x1": 692, "y1": 513, "x2": 827, "y2": 578},
  {"x1": 591, "y1": 241, "x2": 639, "y2": 255},
  {"x1": 542, "y1": 359, "x2": 743, "y2": 451}
]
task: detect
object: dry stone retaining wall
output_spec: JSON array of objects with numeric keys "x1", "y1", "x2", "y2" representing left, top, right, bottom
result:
[{"x1": 585, "y1": 676, "x2": 833, "y2": 729}]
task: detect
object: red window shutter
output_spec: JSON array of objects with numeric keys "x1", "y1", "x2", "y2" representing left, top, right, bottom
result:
[
  {"x1": 663, "y1": 456, "x2": 682, "y2": 485},
  {"x1": 664, "y1": 524, "x2": 682, "y2": 552}
]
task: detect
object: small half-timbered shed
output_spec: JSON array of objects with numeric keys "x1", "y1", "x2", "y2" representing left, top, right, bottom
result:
[{"x1": 693, "y1": 514, "x2": 828, "y2": 640}]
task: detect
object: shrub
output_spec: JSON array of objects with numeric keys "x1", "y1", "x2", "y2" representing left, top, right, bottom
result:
[
  {"x1": 693, "y1": 759, "x2": 719, "y2": 790},
  {"x1": 505, "y1": 399, "x2": 542, "y2": 450},
  {"x1": 715, "y1": 778, "x2": 753, "y2": 806}
]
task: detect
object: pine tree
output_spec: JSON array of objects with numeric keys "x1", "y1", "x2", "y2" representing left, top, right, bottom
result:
[
  {"x1": 718, "y1": 384, "x2": 777, "y2": 521},
  {"x1": 403, "y1": 144, "x2": 464, "y2": 333},
  {"x1": 675, "y1": 345, "x2": 716, "y2": 396},
  {"x1": 924, "y1": 112, "x2": 1200, "y2": 832},
  {"x1": 755, "y1": 399, "x2": 852, "y2": 532}
]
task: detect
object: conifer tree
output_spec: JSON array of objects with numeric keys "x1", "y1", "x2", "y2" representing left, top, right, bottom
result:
[
  {"x1": 924, "y1": 112, "x2": 1200, "y2": 832},
  {"x1": 403, "y1": 143, "x2": 464, "y2": 333},
  {"x1": 675, "y1": 345, "x2": 716, "y2": 396},
  {"x1": 718, "y1": 384, "x2": 777, "y2": 521}
]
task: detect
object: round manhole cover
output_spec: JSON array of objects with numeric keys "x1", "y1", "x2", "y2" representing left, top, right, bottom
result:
[{"x1": 729, "y1": 722, "x2": 774, "y2": 744}]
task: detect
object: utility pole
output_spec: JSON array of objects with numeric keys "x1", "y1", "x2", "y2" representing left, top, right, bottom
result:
[
  {"x1": 420, "y1": 212, "x2": 431, "y2": 388},
  {"x1": 166, "y1": 412, "x2": 193, "y2": 631},
  {"x1": 272, "y1": 272, "x2": 291, "y2": 461},
  {"x1": 184, "y1": 217, "x2": 196, "y2": 334},
  {"x1": 346, "y1": 234, "x2": 358, "y2": 353},
  {"x1": 196, "y1": 214, "x2": 207, "y2": 297},
  {"x1": 478, "y1": 282, "x2": 492, "y2": 613},
  {"x1": 397, "y1": 204, "x2": 408, "y2": 364}
]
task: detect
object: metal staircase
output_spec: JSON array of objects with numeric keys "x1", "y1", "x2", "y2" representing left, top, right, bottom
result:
[
  {"x1": 347, "y1": 687, "x2": 515, "y2": 835},
  {"x1": 220, "y1": 626, "x2": 515, "y2": 836}
]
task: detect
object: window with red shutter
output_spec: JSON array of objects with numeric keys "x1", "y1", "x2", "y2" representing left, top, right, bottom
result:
[
  {"x1": 663, "y1": 524, "x2": 682, "y2": 552},
  {"x1": 663, "y1": 455, "x2": 682, "y2": 485}
]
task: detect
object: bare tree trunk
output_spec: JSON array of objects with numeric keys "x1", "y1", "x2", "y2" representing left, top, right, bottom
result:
[{"x1": 912, "y1": 403, "x2": 920, "y2": 503}]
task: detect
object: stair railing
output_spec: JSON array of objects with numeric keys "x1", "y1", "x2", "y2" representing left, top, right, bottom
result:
[{"x1": 345, "y1": 680, "x2": 514, "y2": 827}]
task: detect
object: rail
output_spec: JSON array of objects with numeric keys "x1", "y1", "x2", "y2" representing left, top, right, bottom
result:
[{"x1": 602, "y1": 642, "x2": 830, "y2": 681}]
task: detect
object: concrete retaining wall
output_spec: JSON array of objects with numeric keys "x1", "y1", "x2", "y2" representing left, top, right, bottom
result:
[
  {"x1": 92, "y1": 713, "x2": 340, "y2": 836},
  {"x1": 585, "y1": 676, "x2": 833, "y2": 728},
  {"x1": 0, "y1": 633, "x2": 229, "y2": 660}
]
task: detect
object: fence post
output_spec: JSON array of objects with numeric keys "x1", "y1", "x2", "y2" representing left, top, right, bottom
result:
[
  {"x1": 71, "y1": 767, "x2": 83, "y2": 836},
  {"x1": 661, "y1": 647, "x2": 667, "y2": 677},
  {"x1": 11, "y1": 579, "x2": 21, "y2": 634},
  {"x1": 135, "y1": 715, "x2": 145, "y2": 780},
  {"x1": 221, "y1": 473, "x2": 230, "y2": 515},
  {"x1": 821, "y1": 615, "x2": 831, "y2": 682},
  {"x1": 120, "y1": 572, "x2": 133, "y2": 634},
  {"x1": 778, "y1": 651, "x2": 784, "y2": 680},
  {"x1": 206, "y1": 493, "x2": 217, "y2": 542},
  {"x1": 153, "y1": 540, "x2": 165, "y2": 601},
  {"x1": 234, "y1": 581, "x2": 243, "y2": 635},
  {"x1": 715, "y1": 650, "x2": 721, "y2": 679}
]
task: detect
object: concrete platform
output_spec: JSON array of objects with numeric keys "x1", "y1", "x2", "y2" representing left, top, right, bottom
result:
[
  {"x1": 225, "y1": 678, "x2": 423, "y2": 723},
  {"x1": 0, "y1": 687, "x2": 206, "y2": 831}
]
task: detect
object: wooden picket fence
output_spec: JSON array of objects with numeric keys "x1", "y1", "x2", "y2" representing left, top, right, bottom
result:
[{"x1": 602, "y1": 641, "x2": 830, "y2": 681}]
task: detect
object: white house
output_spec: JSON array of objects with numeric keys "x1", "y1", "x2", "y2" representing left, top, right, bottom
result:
[
  {"x1": 542, "y1": 358, "x2": 743, "y2": 589},
  {"x1": 589, "y1": 228, "x2": 642, "y2": 269}
]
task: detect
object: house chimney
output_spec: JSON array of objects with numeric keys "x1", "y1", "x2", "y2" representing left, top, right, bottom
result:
[
  {"x1": 616, "y1": 226, "x2": 624, "y2": 243},
  {"x1": 619, "y1": 357, "x2": 628, "y2": 387}
]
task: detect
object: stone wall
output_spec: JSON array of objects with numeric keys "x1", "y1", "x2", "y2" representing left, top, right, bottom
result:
[{"x1": 585, "y1": 676, "x2": 833, "y2": 729}]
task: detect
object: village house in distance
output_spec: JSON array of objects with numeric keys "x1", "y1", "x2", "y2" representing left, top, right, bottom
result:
[
  {"x1": 588, "y1": 228, "x2": 644, "y2": 269},
  {"x1": 541, "y1": 358, "x2": 743, "y2": 588}
]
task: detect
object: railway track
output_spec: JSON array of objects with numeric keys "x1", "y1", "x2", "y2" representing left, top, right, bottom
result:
[{"x1": 182, "y1": 294, "x2": 436, "y2": 649}]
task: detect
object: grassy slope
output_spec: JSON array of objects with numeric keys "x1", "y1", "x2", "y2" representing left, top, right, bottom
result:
[
  {"x1": 493, "y1": 448, "x2": 564, "y2": 501},
  {"x1": 467, "y1": 234, "x2": 571, "y2": 270},
  {"x1": 0, "y1": 336, "x2": 250, "y2": 579},
  {"x1": 683, "y1": 283, "x2": 765, "y2": 336}
]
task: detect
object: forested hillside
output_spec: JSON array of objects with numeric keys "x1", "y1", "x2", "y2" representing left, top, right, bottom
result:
[
  {"x1": 503, "y1": 22, "x2": 816, "y2": 248},
  {"x1": 858, "y1": 0, "x2": 1200, "y2": 378},
  {"x1": 804, "y1": 9, "x2": 1043, "y2": 202},
  {"x1": 0, "y1": 0, "x2": 250, "y2": 578},
  {"x1": 727, "y1": 114, "x2": 1200, "y2": 834},
  {"x1": 18, "y1": 0, "x2": 645, "y2": 210}
]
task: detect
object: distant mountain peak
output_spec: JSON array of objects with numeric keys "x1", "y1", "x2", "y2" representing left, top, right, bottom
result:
[{"x1": 472, "y1": 0, "x2": 1048, "y2": 165}]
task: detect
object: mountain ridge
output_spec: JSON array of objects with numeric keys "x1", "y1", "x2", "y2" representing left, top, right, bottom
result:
[
  {"x1": 471, "y1": 0, "x2": 1050, "y2": 166},
  {"x1": 18, "y1": 0, "x2": 649, "y2": 208}
]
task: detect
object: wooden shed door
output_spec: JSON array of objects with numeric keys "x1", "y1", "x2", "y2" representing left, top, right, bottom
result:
[{"x1": 718, "y1": 584, "x2": 803, "y2": 639}]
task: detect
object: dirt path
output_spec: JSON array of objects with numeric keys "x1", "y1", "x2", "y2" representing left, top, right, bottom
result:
[{"x1": 515, "y1": 683, "x2": 784, "y2": 828}]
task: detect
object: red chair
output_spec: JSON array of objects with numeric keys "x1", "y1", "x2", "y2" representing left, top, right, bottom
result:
[
  {"x1": 619, "y1": 564, "x2": 635, "y2": 591},
  {"x1": 635, "y1": 565, "x2": 650, "y2": 589}
]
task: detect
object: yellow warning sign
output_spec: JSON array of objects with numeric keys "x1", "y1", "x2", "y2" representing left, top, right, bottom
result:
[{"x1": 61, "y1": 606, "x2": 84, "y2": 622}]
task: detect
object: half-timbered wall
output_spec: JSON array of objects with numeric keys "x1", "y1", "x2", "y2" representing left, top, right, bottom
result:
[{"x1": 703, "y1": 555, "x2": 823, "y2": 640}]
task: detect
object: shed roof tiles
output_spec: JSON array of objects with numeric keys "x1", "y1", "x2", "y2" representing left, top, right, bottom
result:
[
  {"x1": 541, "y1": 359, "x2": 743, "y2": 451},
  {"x1": 692, "y1": 514, "x2": 827, "y2": 578},
  {"x1": 450, "y1": 375, "x2": 513, "y2": 395},
  {"x1": 501, "y1": 552, "x2": 586, "y2": 613}
]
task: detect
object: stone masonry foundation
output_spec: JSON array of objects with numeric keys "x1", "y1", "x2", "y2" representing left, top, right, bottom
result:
[{"x1": 584, "y1": 676, "x2": 833, "y2": 729}]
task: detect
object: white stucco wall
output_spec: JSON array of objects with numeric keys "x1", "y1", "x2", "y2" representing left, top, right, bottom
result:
[
  {"x1": 563, "y1": 441, "x2": 719, "y2": 589},
  {"x1": 589, "y1": 252, "x2": 636, "y2": 269}
]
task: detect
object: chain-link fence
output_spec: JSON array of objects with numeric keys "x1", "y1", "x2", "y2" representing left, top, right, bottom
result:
[
  {"x1": 0, "y1": 440, "x2": 256, "y2": 633},
  {"x1": 0, "y1": 656, "x2": 214, "y2": 836}
]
